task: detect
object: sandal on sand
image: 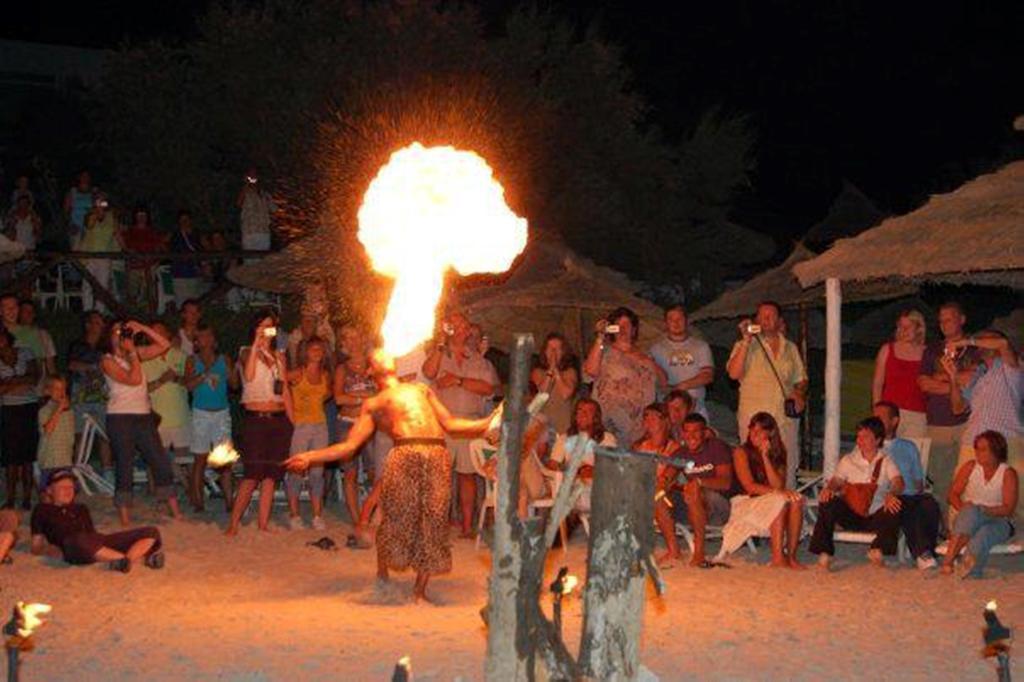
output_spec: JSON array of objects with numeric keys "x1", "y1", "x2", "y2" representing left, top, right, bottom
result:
[
  {"x1": 109, "y1": 558, "x2": 131, "y2": 573},
  {"x1": 145, "y1": 551, "x2": 165, "y2": 570}
]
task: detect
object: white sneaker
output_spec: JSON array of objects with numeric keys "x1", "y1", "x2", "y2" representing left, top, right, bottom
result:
[
  {"x1": 311, "y1": 516, "x2": 327, "y2": 531},
  {"x1": 288, "y1": 516, "x2": 304, "y2": 531},
  {"x1": 916, "y1": 554, "x2": 938, "y2": 571}
]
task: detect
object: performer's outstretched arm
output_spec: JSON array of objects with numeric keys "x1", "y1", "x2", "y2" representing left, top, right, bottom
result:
[
  {"x1": 426, "y1": 388, "x2": 502, "y2": 437},
  {"x1": 284, "y1": 402, "x2": 376, "y2": 471}
]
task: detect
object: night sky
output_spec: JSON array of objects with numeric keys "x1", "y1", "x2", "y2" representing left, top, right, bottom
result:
[{"x1": 5, "y1": 0, "x2": 1023, "y2": 241}]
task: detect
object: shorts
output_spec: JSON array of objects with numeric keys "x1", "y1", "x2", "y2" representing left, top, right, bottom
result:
[
  {"x1": 337, "y1": 417, "x2": 369, "y2": 473},
  {"x1": 159, "y1": 423, "x2": 193, "y2": 450},
  {"x1": 191, "y1": 409, "x2": 232, "y2": 454},
  {"x1": 290, "y1": 422, "x2": 329, "y2": 454},
  {"x1": 448, "y1": 435, "x2": 476, "y2": 475},
  {"x1": 73, "y1": 402, "x2": 106, "y2": 434},
  {"x1": 669, "y1": 487, "x2": 731, "y2": 526},
  {"x1": 240, "y1": 411, "x2": 292, "y2": 482}
]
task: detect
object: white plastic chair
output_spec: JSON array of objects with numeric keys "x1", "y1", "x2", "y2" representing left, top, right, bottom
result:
[
  {"x1": 72, "y1": 413, "x2": 114, "y2": 496},
  {"x1": 469, "y1": 438, "x2": 498, "y2": 550},
  {"x1": 529, "y1": 451, "x2": 568, "y2": 556}
]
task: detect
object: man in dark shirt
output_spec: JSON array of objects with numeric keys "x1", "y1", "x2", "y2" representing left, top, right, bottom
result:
[
  {"x1": 30, "y1": 470, "x2": 164, "y2": 572},
  {"x1": 656, "y1": 413, "x2": 734, "y2": 567},
  {"x1": 916, "y1": 302, "x2": 980, "y2": 508}
]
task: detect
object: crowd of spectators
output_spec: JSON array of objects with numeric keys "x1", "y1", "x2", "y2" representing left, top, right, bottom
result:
[
  {"x1": 0, "y1": 171, "x2": 1019, "y2": 579},
  {"x1": 1, "y1": 170, "x2": 277, "y2": 313}
]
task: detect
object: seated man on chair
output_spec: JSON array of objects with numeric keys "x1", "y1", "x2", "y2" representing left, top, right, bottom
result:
[
  {"x1": 874, "y1": 401, "x2": 941, "y2": 570},
  {"x1": 655, "y1": 411, "x2": 734, "y2": 568},
  {"x1": 30, "y1": 470, "x2": 165, "y2": 573},
  {"x1": 809, "y1": 417, "x2": 904, "y2": 570}
]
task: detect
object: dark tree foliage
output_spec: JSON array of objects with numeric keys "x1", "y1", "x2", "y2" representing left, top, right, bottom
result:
[{"x1": 91, "y1": 0, "x2": 765, "y2": 317}]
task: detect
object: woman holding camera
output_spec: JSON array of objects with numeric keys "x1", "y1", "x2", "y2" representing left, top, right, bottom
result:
[
  {"x1": 583, "y1": 307, "x2": 665, "y2": 446},
  {"x1": 226, "y1": 312, "x2": 293, "y2": 535},
  {"x1": 101, "y1": 320, "x2": 182, "y2": 526}
]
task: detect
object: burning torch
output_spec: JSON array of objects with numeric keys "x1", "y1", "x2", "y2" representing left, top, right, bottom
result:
[
  {"x1": 983, "y1": 600, "x2": 1011, "y2": 682},
  {"x1": 4, "y1": 602, "x2": 51, "y2": 682}
]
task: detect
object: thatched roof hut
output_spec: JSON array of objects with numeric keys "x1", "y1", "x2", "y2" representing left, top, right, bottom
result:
[
  {"x1": 793, "y1": 159, "x2": 1024, "y2": 476},
  {"x1": 692, "y1": 243, "x2": 914, "y2": 322},
  {"x1": 794, "y1": 160, "x2": 1024, "y2": 288}
]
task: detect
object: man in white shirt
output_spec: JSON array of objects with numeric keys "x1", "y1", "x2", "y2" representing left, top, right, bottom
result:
[
  {"x1": 649, "y1": 305, "x2": 714, "y2": 418},
  {"x1": 808, "y1": 416, "x2": 905, "y2": 569}
]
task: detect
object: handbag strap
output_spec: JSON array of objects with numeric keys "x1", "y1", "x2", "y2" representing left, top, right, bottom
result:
[
  {"x1": 752, "y1": 334, "x2": 790, "y2": 401},
  {"x1": 869, "y1": 455, "x2": 884, "y2": 484}
]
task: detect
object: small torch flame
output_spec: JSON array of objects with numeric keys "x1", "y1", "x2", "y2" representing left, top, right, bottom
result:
[
  {"x1": 561, "y1": 575, "x2": 579, "y2": 596},
  {"x1": 986, "y1": 600, "x2": 998, "y2": 612},
  {"x1": 15, "y1": 602, "x2": 51, "y2": 639},
  {"x1": 207, "y1": 442, "x2": 240, "y2": 468},
  {"x1": 358, "y1": 143, "x2": 528, "y2": 357}
]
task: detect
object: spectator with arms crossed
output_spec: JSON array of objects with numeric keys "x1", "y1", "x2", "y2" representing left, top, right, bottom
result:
[{"x1": 650, "y1": 305, "x2": 714, "y2": 418}]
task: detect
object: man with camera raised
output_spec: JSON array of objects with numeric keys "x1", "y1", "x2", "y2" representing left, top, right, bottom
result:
[{"x1": 726, "y1": 301, "x2": 807, "y2": 488}]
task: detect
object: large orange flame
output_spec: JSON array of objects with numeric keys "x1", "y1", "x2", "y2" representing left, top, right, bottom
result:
[{"x1": 358, "y1": 143, "x2": 528, "y2": 357}]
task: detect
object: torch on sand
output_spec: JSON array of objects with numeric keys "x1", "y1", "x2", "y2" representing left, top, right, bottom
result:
[{"x1": 4, "y1": 602, "x2": 51, "y2": 682}]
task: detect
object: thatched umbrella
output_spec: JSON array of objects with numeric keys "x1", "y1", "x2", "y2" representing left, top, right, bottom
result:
[
  {"x1": 458, "y1": 239, "x2": 665, "y2": 353},
  {"x1": 794, "y1": 161, "x2": 1024, "y2": 288},
  {"x1": 693, "y1": 243, "x2": 915, "y2": 322}
]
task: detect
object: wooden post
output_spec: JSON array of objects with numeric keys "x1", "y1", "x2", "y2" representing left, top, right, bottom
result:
[
  {"x1": 799, "y1": 303, "x2": 812, "y2": 470},
  {"x1": 578, "y1": 442, "x2": 656, "y2": 680},
  {"x1": 823, "y1": 278, "x2": 842, "y2": 477},
  {"x1": 484, "y1": 334, "x2": 533, "y2": 682}
]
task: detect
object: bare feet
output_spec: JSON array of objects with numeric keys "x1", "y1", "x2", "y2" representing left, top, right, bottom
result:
[
  {"x1": 816, "y1": 553, "x2": 832, "y2": 571},
  {"x1": 867, "y1": 548, "x2": 884, "y2": 568},
  {"x1": 769, "y1": 556, "x2": 788, "y2": 568},
  {"x1": 940, "y1": 562, "x2": 955, "y2": 575},
  {"x1": 787, "y1": 557, "x2": 807, "y2": 570},
  {"x1": 688, "y1": 554, "x2": 707, "y2": 568},
  {"x1": 656, "y1": 550, "x2": 680, "y2": 569},
  {"x1": 224, "y1": 524, "x2": 239, "y2": 536},
  {"x1": 957, "y1": 554, "x2": 977, "y2": 579}
]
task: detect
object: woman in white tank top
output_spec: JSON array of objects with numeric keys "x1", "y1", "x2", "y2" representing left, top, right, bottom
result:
[
  {"x1": 226, "y1": 312, "x2": 294, "y2": 536},
  {"x1": 943, "y1": 430, "x2": 1019, "y2": 578},
  {"x1": 101, "y1": 320, "x2": 183, "y2": 526}
]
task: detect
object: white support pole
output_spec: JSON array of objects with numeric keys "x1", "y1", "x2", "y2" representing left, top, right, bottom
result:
[{"x1": 823, "y1": 278, "x2": 842, "y2": 476}]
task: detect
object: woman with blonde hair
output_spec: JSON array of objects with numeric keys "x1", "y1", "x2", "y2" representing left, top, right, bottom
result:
[{"x1": 872, "y1": 309, "x2": 927, "y2": 437}]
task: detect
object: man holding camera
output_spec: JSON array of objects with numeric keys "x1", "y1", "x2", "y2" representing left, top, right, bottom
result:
[
  {"x1": 422, "y1": 312, "x2": 498, "y2": 539},
  {"x1": 726, "y1": 301, "x2": 807, "y2": 489},
  {"x1": 916, "y1": 302, "x2": 980, "y2": 508}
]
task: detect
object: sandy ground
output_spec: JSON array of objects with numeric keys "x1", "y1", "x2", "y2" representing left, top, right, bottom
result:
[{"x1": 4, "y1": 495, "x2": 1021, "y2": 681}]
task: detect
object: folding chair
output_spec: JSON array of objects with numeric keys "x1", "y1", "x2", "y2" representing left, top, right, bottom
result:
[{"x1": 72, "y1": 414, "x2": 113, "y2": 496}]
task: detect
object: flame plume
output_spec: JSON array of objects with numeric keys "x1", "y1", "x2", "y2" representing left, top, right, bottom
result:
[{"x1": 358, "y1": 143, "x2": 528, "y2": 357}]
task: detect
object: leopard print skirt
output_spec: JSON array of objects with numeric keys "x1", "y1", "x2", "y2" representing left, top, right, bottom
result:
[{"x1": 377, "y1": 443, "x2": 452, "y2": 575}]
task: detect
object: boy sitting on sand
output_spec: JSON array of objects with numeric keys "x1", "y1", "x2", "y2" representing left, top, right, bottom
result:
[{"x1": 30, "y1": 470, "x2": 165, "y2": 573}]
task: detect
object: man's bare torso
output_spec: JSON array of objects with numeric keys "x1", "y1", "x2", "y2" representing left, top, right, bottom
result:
[{"x1": 367, "y1": 382, "x2": 446, "y2": 440}]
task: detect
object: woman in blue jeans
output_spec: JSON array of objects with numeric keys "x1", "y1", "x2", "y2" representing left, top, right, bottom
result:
[
  {"x1": 943, "y1": 430, "x2": 1019, "y2": 578},
  {"x1": 101, "y1": 320, "x2": 183, "y2": 526}
]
